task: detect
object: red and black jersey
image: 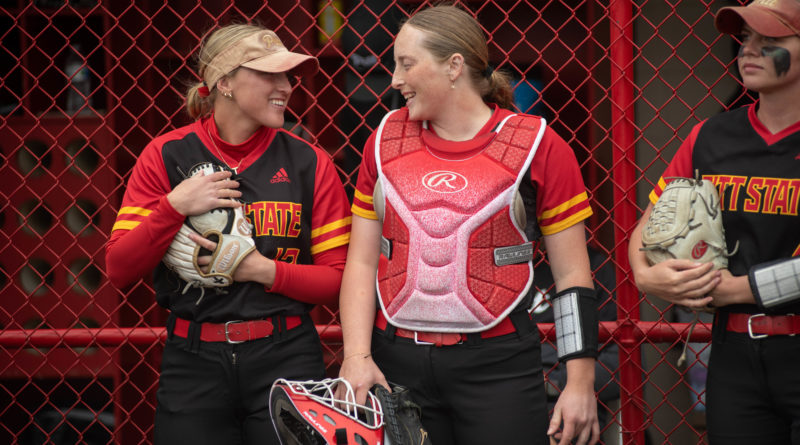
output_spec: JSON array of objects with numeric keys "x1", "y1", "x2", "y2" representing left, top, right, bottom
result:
[
  {"x1": 651, "y1": 103, "x2": 800, "y2": 314},
  {"x1": 107, "y1": 117, "x2": 351, "y2": 323}
]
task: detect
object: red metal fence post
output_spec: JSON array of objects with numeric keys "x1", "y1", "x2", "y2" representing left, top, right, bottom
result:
[{"x1": 609, "y1": 0, "x2": 646, "y2": 443}]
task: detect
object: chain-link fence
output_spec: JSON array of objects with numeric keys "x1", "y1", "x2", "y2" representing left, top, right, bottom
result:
[{"x1": 1, "y1": 0, "x2": 749, "y2": 443}]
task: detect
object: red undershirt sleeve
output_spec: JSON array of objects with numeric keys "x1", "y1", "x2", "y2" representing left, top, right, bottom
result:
[
  {"x1": 106, "y1": 138, "x2": 184, "y2": 289},
  {"x1": 268, "y1": 245, "x2": 347, "y2": 305},
  {"x1": 105, "y1": 196, "x2": 184, "y2": 289}
]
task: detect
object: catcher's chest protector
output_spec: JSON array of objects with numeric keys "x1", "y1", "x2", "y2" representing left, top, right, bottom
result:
[{"x1": 375, "y1": 109, "x2": 544, "y2": 332}]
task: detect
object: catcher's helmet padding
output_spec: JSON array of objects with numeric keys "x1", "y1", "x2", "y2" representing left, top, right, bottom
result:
[
  {"x1": 270, "y1": 388, "x2": 327, "y2": 445},
  {"x1": 269, "y1": 378, "x2": 385, "y2": 445}
]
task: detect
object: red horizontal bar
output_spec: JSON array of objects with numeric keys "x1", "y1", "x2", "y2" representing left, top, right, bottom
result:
[{"x1": 0, "y1": 321, "x2": 710, "y2": 348}]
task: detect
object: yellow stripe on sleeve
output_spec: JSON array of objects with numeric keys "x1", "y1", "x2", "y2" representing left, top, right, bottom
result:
[
  {"x1": 539, "y1": 192, "x2": 589, "y2": 220},
  {"x1": 118, "y1": 206, "x2": 152, "y2": 217},
  {"x1": 649, "y1": 177, "x2": 668, "y2": 204},
  {"x1": 354, "y1": 189, "x2": 374, "y2": 205},
  {"x1": 310, "y1": 233, "x2": 350, "y2": 255},
  {"x1": 351, "y1": 205, "x2": 378, "y2": 220},
  {"x1": 111, "y1": 220, "x2": 141, "y2": 232},
  {"x1": 648, "y1": 189, "x2": 659, "y2": 205},
  {"x1": 311, "y1": 216, "x2": 352, "y2": 238},
  {"x1": 540, "y1": 206, "x2": 593, "y2": 236}
]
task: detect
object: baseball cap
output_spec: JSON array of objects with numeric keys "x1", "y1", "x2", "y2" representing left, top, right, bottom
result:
[
  {"x1": 204, "y1": 30, "x2": 319, "y2": 89},
  {"x1": 716, "y1": 0, "x2": 800, "y2": 37}
]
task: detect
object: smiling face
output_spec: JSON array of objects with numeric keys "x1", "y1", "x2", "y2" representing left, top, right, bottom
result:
[
  {"x1": 737, "y1": 25, "x2": 800, "y2": 94},
  {"x1": 222, "y1": 67, "x2": 293, "y2": 130},
  {"x1": 391, "y1": 24, "x2": 453, "y2": 121}
]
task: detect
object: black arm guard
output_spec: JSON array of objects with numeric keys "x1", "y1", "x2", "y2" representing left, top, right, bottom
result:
[
  {"x1": 749, "y1": 256, "x2": 800, "y2": 311},
  {"x1": 552, "y1": 286, "x2": 599, "y2": 361}
]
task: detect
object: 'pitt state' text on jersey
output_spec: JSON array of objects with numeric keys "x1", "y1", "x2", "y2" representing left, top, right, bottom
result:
[
  {"x1": 351, "y1": 105, "x2": 593, "y2": 329},
  {"x1": 651, "y1": 104, "x2": 800, "y2": 314},
  {"x1": 111, "y1": 119, "x2": 350, "y2": 322}
]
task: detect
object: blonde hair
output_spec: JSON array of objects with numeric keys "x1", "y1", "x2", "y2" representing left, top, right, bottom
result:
[
  {"x1": 185, "y1": 24, "x2": 265, "y2": 119},
  {"x1": 404, "y1": 5, "x2": 513, "y2": 109}
]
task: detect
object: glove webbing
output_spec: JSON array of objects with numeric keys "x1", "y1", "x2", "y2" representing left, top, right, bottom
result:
[{"x1": 373, "y1": 385, "x2": 427, "y2": 445}]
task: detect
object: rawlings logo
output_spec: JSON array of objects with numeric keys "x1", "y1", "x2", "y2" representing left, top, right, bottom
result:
[
  {"x1": 692, "y1": 240, "x2": 709, "y2": 259},
  {"x1": 422, "y1": 171, "x2": 467, "y2": 193}
]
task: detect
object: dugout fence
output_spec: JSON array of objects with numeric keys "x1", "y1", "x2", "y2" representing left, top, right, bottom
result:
[{"x1": 0, "y1": 1, "x2": 750, "y2": 443}]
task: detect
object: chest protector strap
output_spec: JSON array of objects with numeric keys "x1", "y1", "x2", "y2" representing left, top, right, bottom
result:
[{"x1": 374, "y1": 108, "x2": 545, "y2": 333}]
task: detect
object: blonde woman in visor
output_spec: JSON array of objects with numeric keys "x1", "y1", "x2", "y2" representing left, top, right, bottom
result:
[{"x1": 106, "y1": 24, "x2": 351, "y2": 444}]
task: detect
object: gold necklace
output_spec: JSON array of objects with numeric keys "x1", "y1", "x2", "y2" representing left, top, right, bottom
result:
[{"x1": 206, "y1": 127, "x2": 243, "y2": 173}]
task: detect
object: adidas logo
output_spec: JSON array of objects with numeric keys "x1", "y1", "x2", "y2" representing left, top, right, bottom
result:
[{"x1": 271, "y1": 168, "x2": 290, "y2": 184}]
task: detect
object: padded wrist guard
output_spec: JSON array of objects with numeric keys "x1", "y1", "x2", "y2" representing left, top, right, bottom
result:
[
  {"x1": 552, "y1": 286, "x2": 599, "y2": 361},
  {"x1": 749, "y1": 256, "x2": 800, "y2": 310}
]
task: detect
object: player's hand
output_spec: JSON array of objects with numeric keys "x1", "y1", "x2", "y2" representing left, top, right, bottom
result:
[
  {"x1": 548, "y1": 378, "x2": 599, "y2": 445},
  {"x1": 167, "y1": 169, "x2": 241, "y2": 216},
  {"x1": 632, "y1": 259, "x2": 719, "y2": 309},
  {"x1": 708, "y1": 269, "x2": 755, "y2": 307},
  {"x1": 336, "y1": 353, "x2": 388, "y2": 405},
  {"x1": 187, "y1": 231, "x2": 274, "y2": 286}
]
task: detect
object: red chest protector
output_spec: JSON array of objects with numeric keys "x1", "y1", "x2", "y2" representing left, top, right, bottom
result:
[{"x1": 374, "y1": 108, "x2": 545, "y2": 332}]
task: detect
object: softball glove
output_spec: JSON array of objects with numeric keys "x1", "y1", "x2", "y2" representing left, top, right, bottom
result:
[
  {"x1": 163, "y1": 162, "x2": 256, "y2": 296},
  {"x1": 372, "y1": 384, "x2": 432, "y2": 445},
  {"x1": 641, "y1": 175, "x2": 737, "y2": 270}
]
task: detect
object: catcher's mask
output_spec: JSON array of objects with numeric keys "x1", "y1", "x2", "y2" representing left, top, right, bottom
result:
[{"x1": 269, "y1": 378, "x2": 386, "y2": 445}]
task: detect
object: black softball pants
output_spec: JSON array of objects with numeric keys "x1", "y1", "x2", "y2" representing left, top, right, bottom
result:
[
  {"x1": 153, "y1": 315, "x2": 326, "y2": 445},
  {"x1": 372, "y1": 313, "x2": 549, "y2": 445},
  {"x1": 706, "y1": 327, "x2": 800, "y2": 445}
]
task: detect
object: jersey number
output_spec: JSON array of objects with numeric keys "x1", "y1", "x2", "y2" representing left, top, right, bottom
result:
[{"x1": 276, "y1": 248, "x2": 300, "y2": 264}]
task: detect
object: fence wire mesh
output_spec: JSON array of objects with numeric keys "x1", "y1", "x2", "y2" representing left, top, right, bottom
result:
[{"x1": 0, "y1": 0, "x2": 749, "y2": 443}]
